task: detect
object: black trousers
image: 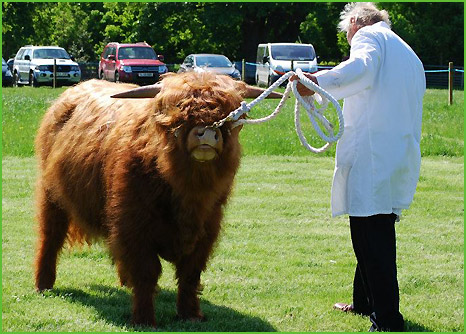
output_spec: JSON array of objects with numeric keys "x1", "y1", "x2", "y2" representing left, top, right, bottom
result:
[{"x1": 349, "y1": 214, "x2": 405, "y2": 332}]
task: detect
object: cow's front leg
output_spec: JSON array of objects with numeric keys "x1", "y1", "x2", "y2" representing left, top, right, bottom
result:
[
  {"x1": 175, "y1": 255, "x2": 205, "y2": 321},
  {"x1": 113, "y1": 245, "x2": 162, "y2": 328},
  {"x1": 174, "y1": 215, "x2": 221, "y2": 321},
  {"x1": 109, "y1": 215, "x2": 162, "y2": 328}
]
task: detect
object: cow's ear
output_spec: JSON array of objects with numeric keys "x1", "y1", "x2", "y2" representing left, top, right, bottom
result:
[
  {"x1": 230, "y1": 124, "x2": 243, "y2": 136},
  {"x1": 111, "y1": 83, "x2": 162, "y2": 98},
  {"x1": 242, "y1": 85, "x2": 283, "y2": 99}
]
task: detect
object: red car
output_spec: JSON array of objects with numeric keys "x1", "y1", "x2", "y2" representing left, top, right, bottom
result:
[{"x1": 98, "y1": 42, "x2": 168, "y2": 85}]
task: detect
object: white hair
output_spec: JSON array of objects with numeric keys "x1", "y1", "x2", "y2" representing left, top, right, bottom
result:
[{"x1": 338, "y1": 2, "x2": 391, "y2": 32}]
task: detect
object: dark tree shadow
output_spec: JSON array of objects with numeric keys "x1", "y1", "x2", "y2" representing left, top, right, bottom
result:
[{"x1": 51, "y1": 285, "x2": 276, "y2": 332}]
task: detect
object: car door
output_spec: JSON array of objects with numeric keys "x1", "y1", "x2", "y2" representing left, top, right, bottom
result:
[
  {"x1": 99, "y1": 47, "x2": 109, "y2": 79},
  {"x1": 258, "y1": 46, "x2": 270, "y2": 86},
  {"x1": 107, "y1": 47, "x2": 117, "y2": 81},
  {"x1": 20, "y1": 49, "x2": 32, "y2": 82},
  {"x1": 103, "y1": 47, "x2": 116, "y2": 80},
  {"x1": 255, "y1": 46, "x2": 268, "y2": 86},
  {"x1": 13, "y1": 49, "x2": 25, "y2": 82}
]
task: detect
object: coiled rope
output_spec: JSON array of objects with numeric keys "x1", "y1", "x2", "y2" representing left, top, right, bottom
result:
[{"x1": 210, "y1": 68, "x2": 344, "y2": 154}]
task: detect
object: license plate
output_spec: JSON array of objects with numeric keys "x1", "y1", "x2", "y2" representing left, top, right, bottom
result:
[
  {"x1": 138, "y1": 73, "x2": 154, "y2": 77},
  {"x1": 56, "y1": 72, "x2": 69, "y2": 77}
]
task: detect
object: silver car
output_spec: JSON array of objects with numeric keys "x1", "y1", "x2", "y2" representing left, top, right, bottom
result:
[
  {"x1": 12, "y1": 45, "x2": 81, "y2": 87},
  {"x1": 178, "y1": 54, "x2": 241, "y2": 79}
]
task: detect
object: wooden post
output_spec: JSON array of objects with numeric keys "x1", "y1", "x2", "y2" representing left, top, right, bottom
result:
[
  {"x1": 242, "y1": 59, "x2": 245, "y2": 81},
  {"x1": 448, "y1": 62, "x2": 453, "y2": 105},
  {"x1": 53, "y1": 59, "x2": 57, "y2": 89}
]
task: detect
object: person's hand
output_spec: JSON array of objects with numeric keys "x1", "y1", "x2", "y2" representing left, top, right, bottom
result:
[{"x1": 289, "y1": 73, "x2": 318, "y2": 96}]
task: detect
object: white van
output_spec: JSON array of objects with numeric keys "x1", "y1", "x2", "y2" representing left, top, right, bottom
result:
[{"x1": 255, "y1": 43, "x2": 318, "y2": 87}]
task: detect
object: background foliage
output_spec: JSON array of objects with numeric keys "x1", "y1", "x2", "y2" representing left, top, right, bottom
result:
[{"x1": 2, "y1": 2, "x2": 464, "y2": 66}]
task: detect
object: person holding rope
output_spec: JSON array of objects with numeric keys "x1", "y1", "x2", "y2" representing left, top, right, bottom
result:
[{"x1": 292, "y1": 3, "x2": 425, "y2": 332}]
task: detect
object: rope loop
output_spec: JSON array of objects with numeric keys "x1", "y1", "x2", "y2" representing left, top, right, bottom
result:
[{"x1": 213, "y1": 69, "x2": 344, "y2": 153}]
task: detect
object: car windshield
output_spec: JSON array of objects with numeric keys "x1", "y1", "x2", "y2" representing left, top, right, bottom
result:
[
  {"x1": 2, "y1": 58, "x2": 6, "y2": 65},
  {"x1": 118, "y1": 47, "x2": 157, "y2": 60},
  {"x1": 33, "y1": 48, "x2": 71, "y2": 59},
  {"x1": 270, "y1": 45, "x2": 316, "y2": 61},
  {"x1": 194, "y1": 55, "x2": 232, "y2": 68}
]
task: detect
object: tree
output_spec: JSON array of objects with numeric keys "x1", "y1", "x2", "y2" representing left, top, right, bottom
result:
[
  {"x1": 380, "y1": 2, "x2": 464, "y2": 66},
  {"x1": 300, "y1": 2, "x2": 347, "y2": 63},
  {"x1": 2, "y1": 2, "x2": 464, "y2": 67}
]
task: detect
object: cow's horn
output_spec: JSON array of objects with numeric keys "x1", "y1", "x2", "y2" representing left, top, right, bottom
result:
[
  {"x1": 243, "y1": 85, "x2": 283, "y2": 99},
  {"x1": 111, "y1": 83, "x2": 162, "y2": 98}
]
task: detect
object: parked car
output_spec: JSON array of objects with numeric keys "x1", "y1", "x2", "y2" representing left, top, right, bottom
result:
[
  {"x1": 2, "y1": 58, "x2": 13, "y2": 86},
  {"x1": 256, "y1": 43, "x2": 318, "y2": 87},
  {"x1": 99, "y1": 42, "x2": 167, "y2": 85},
  {"x1": 12, "y1": 45, "x2": 81, "y2": 87},
  {"x1": 178, "y1": 54, "x2": 241, "y2": 79}
]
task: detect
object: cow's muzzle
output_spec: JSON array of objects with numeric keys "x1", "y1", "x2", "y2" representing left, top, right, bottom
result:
[{"x1": 187, "y1": 126, "x2": 223, "y2": 162}]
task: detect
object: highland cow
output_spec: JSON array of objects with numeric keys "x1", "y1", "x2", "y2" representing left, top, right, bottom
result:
[{"x1": 34, "y1": 72, "x2": 281, "y2": 327}]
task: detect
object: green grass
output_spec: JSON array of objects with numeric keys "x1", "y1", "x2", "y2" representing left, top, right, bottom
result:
[
  {"x1": 1, "y1": 86, "x2": 464, "y2": 331},
  {"x1": 2, "y1": 86, "x2": 67, "y2": 157},
  {"x1": 2, "y1": 155, "x2": 463, "y2": 332},
  {"x1": 1, "y1": 86, "x2": 464, "y2": 157}
]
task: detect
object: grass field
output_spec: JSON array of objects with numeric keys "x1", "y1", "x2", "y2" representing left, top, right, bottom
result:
[{"x1": 1, "y1": 85, "x2": 464, "y2": 332}]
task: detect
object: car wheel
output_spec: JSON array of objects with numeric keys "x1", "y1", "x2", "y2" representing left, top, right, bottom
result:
[
  {"x1": 115, "y1": 71, "x2": 120, "y2": 83},
  {"x1": 29, "y1": 71, "x2": 39, "y2": 87},
  {"x1": 12, "y1": 72, "x2": 20, "y2": 87}
]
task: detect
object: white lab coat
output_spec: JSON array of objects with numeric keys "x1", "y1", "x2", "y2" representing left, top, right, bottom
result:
[{"x1": 314, "y1": 22, "x2": 426, "y2": 218}]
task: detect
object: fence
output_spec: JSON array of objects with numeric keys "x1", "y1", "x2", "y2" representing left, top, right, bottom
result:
[
  {"x1": 79, "y1": 61, "x2": 464, "y2": 90},
  {"x1": 424, "y1": 64, "x2": 464, "y2": 89}
]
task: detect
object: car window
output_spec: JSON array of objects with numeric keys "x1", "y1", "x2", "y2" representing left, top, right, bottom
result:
[
  {"x1": 102, "y1": 47, "x2": 110, "y2": 58},
  {"x1": 270, "y1": 45, "x2": 316, "y2": 61},
  {"x1": 117, "y1": 47, "x2": 157, "y2": 60},
  {"x1": 109, "y1": 47, "x2": 116, "y2": 57},
  {"x1": 2, "y1": 58, "x2": 6, "y2": 65},
  {"x1": 16, "y1": 49, "x2": 25, "y2": 60},
  {"x1": 33, "y1": 48, "x2": 71, "y2": 59},
  {"x1": 256, "y1": 46, "x2": 265, "y2": 63},
  {"x1": 24, "y1": 49, "x2": 33, "y2": 59},
  {"x1": 184, "y1": 56, "x2": 194, "y2": 66},
  {"x1": 195, "y1": 55, "x2": 232, "y2": 68}
]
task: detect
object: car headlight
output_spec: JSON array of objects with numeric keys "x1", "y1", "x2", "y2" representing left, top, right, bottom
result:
[
  {"x1": 35, "y1": 65, "x2": 49, "y2": 71},
  {"x1": 273, "y1": 65, "x2": 285, "y2": 75},
  {"x1": 158, "y1": 65, "x2": 168, "y2": 74},
  {"x1": 232, "y1": 69, "x2": 241, "y2": 78},
  {"x1": 70, "y1": 65, "x2": 80, "y2": 72},
  {"x1": 121, "y1": 66, "x2": 132, "y2": 73}
]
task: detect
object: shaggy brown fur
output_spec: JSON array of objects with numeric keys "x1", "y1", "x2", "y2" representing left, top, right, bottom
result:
[{"x1": 34, "y1": 72, "x2": 246, "y2": 327}]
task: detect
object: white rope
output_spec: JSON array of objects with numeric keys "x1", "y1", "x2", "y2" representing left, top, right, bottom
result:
[{"x1": 211, "y1": 68, "x2": 344, "y2": 154}]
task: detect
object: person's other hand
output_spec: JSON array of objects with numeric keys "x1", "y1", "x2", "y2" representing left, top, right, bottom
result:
[{"x1": 289, "y1": 73, "x2": 318, "y2": 96}]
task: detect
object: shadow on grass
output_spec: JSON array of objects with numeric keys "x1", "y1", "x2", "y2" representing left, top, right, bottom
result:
[
  {"x1": 52, "y1": 285, "x2": 276, "y2": 332},
  {"x1": 405, "y1": 319, "x2": 431, "y2": 332}
]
